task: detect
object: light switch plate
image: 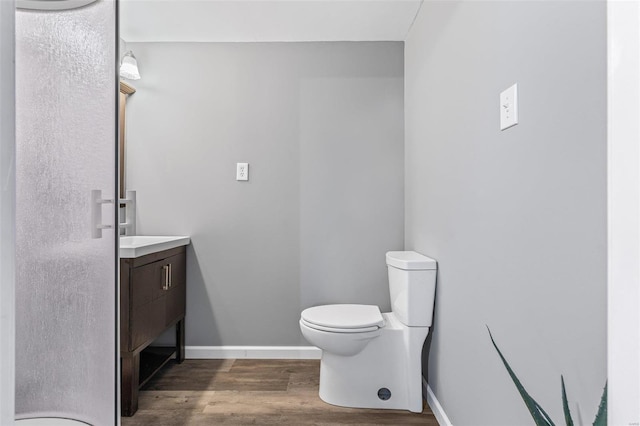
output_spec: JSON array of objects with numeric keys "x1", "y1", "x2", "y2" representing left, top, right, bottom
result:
[
  {"x1": 500, "y1": 83, "x2": 518, "y2": 131},
  {"x1": 236, "y1": 163, "x2": 249, "y2": 181}
]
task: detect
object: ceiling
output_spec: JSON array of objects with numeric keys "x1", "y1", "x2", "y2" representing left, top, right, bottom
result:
[{"x1": 120, "y1": 0, "x2": 423, "y2": 43}]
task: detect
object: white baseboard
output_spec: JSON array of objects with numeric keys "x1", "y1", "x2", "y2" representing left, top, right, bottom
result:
[
  {"x1": 424, "y1": 377, "x2": 453, "y2": 426},
  {"x1": 185, "y1": 345, "x2": 322, "y2": 360}
]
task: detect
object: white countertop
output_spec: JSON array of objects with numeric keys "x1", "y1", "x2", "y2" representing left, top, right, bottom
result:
[{"x1": 120, "y1": 235, "x2": 191, "y2": 259}]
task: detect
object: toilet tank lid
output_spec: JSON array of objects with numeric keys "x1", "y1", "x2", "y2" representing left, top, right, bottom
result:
[
  {"x1": 301, "y1": 304, "x2": 384, "y2": 329},
  {"x1": 386, "y1": 251, "x2": 437, "y2": 270}
]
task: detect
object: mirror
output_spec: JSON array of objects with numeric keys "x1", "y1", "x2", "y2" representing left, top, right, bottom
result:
[{"x1": 119, "y1": 80, "x2": 135, "y2": 202}]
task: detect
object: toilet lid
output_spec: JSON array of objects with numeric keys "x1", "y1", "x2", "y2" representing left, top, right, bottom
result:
[{"x1": 301, "y1": 304, "x2": 384, "y2": 330}]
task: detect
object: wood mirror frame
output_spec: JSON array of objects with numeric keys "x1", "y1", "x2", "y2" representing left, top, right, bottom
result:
[{"x1": 119, "y1": 81, "x2": 135, "y2": 202}]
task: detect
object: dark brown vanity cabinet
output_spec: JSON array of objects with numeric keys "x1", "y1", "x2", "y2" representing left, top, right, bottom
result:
[{"x1": 120, "y1": 246, "x2": 187, "y2": 417}]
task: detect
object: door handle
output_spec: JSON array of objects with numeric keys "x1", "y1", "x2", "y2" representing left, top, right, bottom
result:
[
  {"x1": 91, "y1": 189, "x2": 114, "y2": 239},
  {"x1": 162, "y1": 265, "x2": 170, "y2": 290}
]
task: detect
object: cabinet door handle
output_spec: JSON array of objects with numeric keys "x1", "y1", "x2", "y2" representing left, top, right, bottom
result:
[
  {"x1": 168, "y1": 263, "x2": 172, "y2": 288},
  {"x1": 162, "y1": 265, "x2": 170, "y2": 290}
]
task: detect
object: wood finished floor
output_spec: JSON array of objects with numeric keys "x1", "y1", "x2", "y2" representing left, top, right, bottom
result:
[{"x1": 121, "y1": 359, "x2": 438, "y2": 425}]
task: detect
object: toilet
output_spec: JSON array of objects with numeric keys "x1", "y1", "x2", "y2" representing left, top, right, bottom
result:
[{"x1": 299, "y1": 251, "x2": 437, "y2": 413}]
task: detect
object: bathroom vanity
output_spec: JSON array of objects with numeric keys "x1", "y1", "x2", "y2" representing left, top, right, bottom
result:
[{"x1": 119, "y1": 236, "x2": 190, "y2": 417}]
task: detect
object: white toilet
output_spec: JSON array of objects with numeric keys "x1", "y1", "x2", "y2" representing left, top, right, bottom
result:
[{"x1": 299, "y1": 251, "x2": 437, "y2": 413}]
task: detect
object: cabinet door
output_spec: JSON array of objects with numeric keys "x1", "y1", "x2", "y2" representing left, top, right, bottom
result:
[
  {"x1": 165, "y1": 253, "x2": 186, "y2": 326},
  {"x1": 130, "y1": 260, "x2": 167, "y2": 350}
]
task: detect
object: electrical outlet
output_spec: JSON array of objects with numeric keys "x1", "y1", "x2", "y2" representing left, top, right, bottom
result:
[
  {"x1": 500, "y1": 83, "x2": 519, "y2": 131},
  {"x1": 236, "y1": 163, "x2": 249, "y2": 181}
]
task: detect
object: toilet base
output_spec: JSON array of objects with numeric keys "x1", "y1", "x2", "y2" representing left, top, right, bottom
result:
[{"x1": 317, "y1": 313, "x2": 429, "y2": 413}]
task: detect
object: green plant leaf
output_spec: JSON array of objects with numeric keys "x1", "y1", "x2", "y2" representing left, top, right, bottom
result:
[
  {"x1": 592, "y1": 383, "x2": 607, "y2": 426},
  {"x1": 561, "y1": 375, "x2": 574, "y2": 426},
  {"x1": 487, "y1": 326, "x2": 556, "y2": 426}
]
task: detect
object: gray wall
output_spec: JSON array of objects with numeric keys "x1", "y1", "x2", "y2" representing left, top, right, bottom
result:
[
  {"x1": 126, "y1": 42, "x2": 404, "y2": 346},
  {"x1": 405, "y1": 2, "x2": 606, "y2": 425}
]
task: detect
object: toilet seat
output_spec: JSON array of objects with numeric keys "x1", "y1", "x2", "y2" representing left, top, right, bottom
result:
[
  {"x1": 301, "y1": 304, "x2": 385, "y2": 333},
  {"x1": 300, "y1": 318, "x2": 380, "y2": 333}
]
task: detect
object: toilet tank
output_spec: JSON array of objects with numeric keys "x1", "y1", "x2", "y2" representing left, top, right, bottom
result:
[{"x1": 386, "y1": 251, "x2": 437, "y2": 327}]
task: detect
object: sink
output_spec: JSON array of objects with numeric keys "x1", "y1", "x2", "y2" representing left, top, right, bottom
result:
[{"x1": 120, "y1": 235, "x2": 190, "y2": 258}]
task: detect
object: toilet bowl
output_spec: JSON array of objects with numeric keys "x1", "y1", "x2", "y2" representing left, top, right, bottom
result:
[
  {"x1": 300, "y1": 304, "x2": 384, "y2": 356},
  {"x1": 299, "y1": 251, "x2": 437, "y2": 413}
]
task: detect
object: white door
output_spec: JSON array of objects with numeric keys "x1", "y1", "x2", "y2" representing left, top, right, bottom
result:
[
  {"x1": 0, "y1": 0, "x2": 16, "y2": 424},
  {"x1": 14, "y1": 1, "x2": 118, "y2": 424}
]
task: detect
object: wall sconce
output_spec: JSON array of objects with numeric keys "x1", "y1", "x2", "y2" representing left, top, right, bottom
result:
[{"x1": 120, "y1": 50, "x2": 141, "y2": 80}]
